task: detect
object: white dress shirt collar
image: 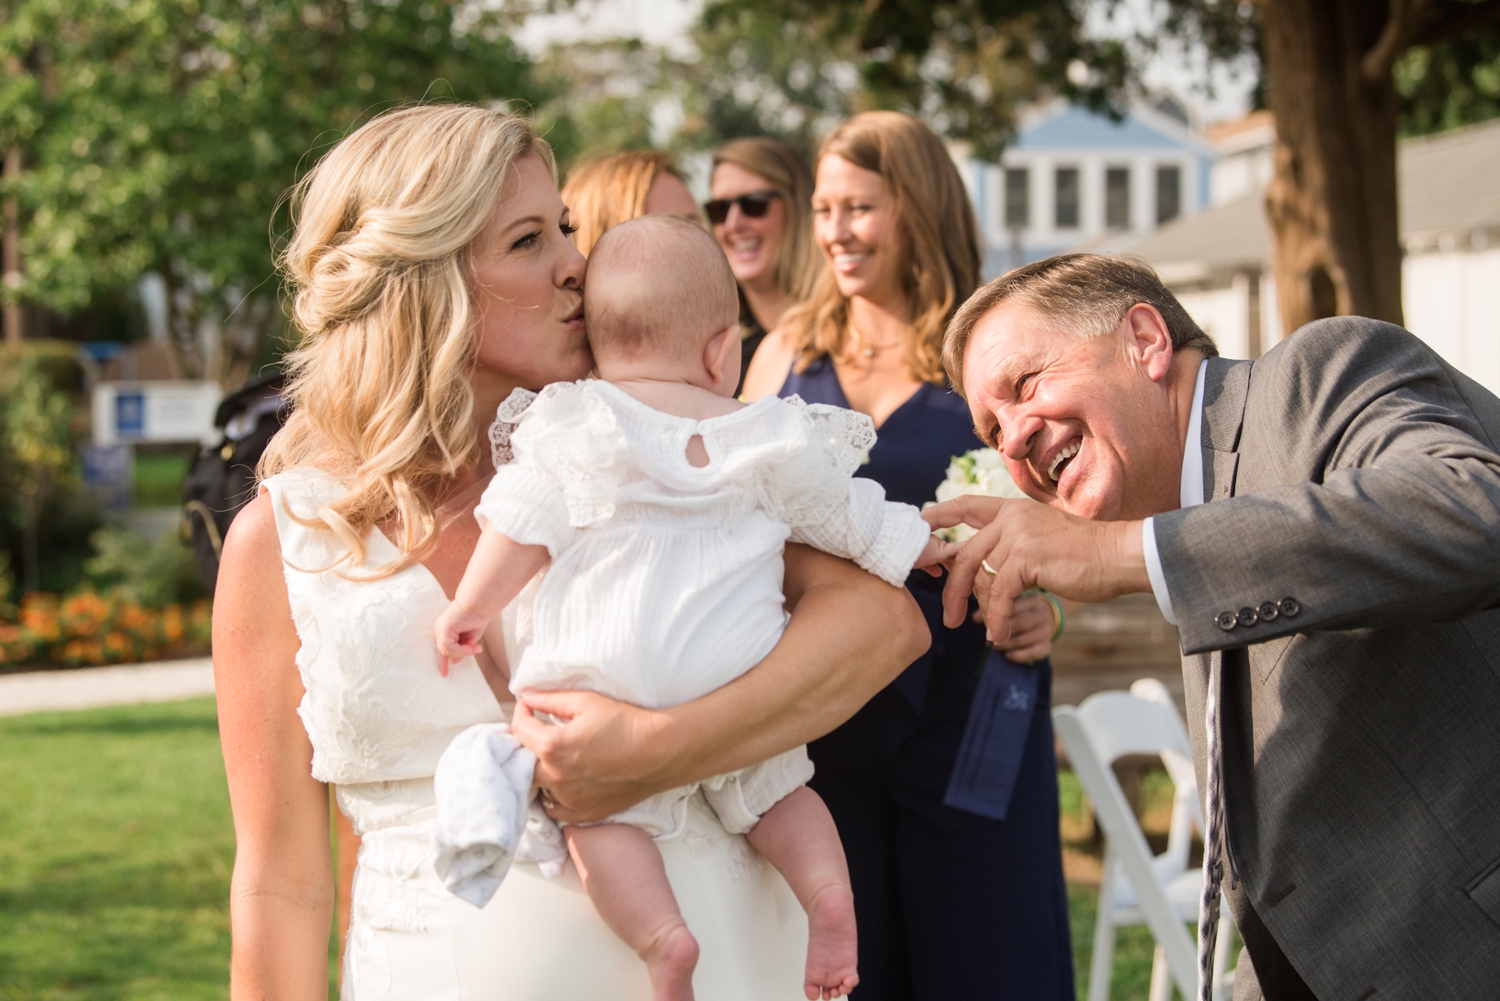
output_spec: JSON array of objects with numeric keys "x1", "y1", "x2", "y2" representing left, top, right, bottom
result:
[
  {"x1": 1142, "y1": 358, "x2": 1209, "y2": 624},
  {"x1": 1180, "y1": 359, "x2": 1209, "y2": 509}
]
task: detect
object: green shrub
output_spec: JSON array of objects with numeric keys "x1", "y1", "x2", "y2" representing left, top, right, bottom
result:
[
  {"x1": 84, "y1": 526, "x2": 206, "y2": 609},
  {"x1": 0, "y1": 342, "x2": 97, "y2": 595},
  {"x1": 0, "y1": 551, "x2": 15, "y2": 619}
]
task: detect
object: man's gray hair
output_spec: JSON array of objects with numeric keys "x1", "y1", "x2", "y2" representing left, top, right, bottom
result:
[{"x1": 942, "y1": 254, "x2": 1218, "y2": 397}]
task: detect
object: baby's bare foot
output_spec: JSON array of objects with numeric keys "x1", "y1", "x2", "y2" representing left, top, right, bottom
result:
[
  {"x1": 642, "y1": 919, "x2": 699, "y2": 1001},
  {"x1": 804, "y1": 884, "x2": 858, "y2": 1000}
]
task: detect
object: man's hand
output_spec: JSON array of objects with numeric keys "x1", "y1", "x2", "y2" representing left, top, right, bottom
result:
[{"x1": 922, "y1": 495, "x2": 1152, "y2": 643}]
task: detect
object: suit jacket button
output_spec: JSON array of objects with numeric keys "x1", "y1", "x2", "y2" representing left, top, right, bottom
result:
[
  {"x1": 1237, "y1": 607, "x2": 1258, "y2": 627},
  {"x1": 1258, "y1": 601, "x2": 1279, "y2": 622},
  {"x1": 1216, "y1": 611, "x2": 1238, "y2": 631},
  {"x1": 1279, "y1": 597, "x2": 1300, "y2": 618}
]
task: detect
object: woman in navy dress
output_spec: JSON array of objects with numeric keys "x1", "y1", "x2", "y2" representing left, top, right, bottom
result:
[{"x1": 744, "y1": 112, "x2": 1074, "y2": 1000}]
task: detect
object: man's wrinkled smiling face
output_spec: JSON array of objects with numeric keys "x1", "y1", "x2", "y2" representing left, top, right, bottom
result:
[{"x1": 960, "y1": 299, "x2": 1185, "y2": 522}]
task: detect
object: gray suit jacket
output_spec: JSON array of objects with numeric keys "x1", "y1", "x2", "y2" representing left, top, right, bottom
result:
[{"x1": 1153, "y1": 316, "x2": 1500, "y2": 999}]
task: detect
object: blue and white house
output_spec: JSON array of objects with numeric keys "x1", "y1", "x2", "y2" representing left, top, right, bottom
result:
[{"x1": 962, "y1": 99, "x2": 1217, "y2": 278}]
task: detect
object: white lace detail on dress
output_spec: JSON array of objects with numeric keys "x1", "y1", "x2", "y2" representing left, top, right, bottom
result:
[
  {"x1": 757, "y1": 395, "x2": 878, "y2": 526},
  {"x1": 488, "y1": 388, "x2": 537, "y2": 469},
  {"x1": 513, "y1": 382, "x2": 630, "y2": 527}
]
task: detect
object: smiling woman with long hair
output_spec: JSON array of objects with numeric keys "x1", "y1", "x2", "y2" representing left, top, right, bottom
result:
[
  {"x1": 745, "y1": 111, "x2": 1075, "y2": 1000},
  {"x1": 213, "y1": 103, "x2": 927, "y2": 1000}
]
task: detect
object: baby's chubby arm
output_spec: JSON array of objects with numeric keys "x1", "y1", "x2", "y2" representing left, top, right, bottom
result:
[
  {"x1": 913, "y1": 534, "x2": 960, "y2": 577},
  {"x1": 434, "y1": 526, "x2": 550, "y2": 676}
]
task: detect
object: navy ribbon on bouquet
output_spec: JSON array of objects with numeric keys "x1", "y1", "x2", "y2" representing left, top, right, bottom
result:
[{"x1": 942, "y1": 649, "x2": 1039, "y2": 821}]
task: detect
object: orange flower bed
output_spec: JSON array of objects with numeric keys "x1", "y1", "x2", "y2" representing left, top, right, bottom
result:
[{"x1": 0, "y1": 590, "x2": 212, "y2": 668}]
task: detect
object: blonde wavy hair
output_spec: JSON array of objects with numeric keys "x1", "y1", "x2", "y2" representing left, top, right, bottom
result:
[
  {"x1": 560, "y1": 150, "x2": 687, "y2": 256},
  {"x1": 711, "y1": 136, "x2": 822, "y2": 305},
  {"x1": 783, "y1": 111, "x2": 982, "y2": 384},
  {"x1": 261, "y1": 104, "x2": 555, "y2": 576}
]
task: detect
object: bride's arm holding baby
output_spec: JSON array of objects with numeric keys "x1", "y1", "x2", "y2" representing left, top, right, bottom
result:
[{"x1": 514, "y1": 542, "x2": 931, "y2": 824}]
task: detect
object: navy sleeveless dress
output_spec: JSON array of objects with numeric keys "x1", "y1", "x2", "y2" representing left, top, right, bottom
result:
[{"x1": 781, "y1": 356, "x2": 1074, "y2": 1000}]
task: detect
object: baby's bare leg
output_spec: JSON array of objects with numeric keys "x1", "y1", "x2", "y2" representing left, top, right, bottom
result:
[
  {"x1": 745, "y1": 786, "x2": 858, "y2": 1000},
  {"x1": 564, "y1": 823, "x2": 699, "y2": 1001}
]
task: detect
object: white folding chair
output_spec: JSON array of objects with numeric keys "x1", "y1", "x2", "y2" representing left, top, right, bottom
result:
[{"x1": 1054, "y1": 679, "x2": 1238, "y2": 1001}]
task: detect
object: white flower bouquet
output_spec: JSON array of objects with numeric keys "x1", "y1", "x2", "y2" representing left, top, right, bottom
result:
[{"x1": 926, "y1": 447, "x2": 1028, "y2": 543}]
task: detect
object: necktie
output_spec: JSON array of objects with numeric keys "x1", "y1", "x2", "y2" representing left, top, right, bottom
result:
[{"x1": 1198, "y1": 654, "x2": 1226, "y2": 1001}]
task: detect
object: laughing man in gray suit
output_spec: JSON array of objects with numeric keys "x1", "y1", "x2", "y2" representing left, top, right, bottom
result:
[{"x1": 924, "y1": 254, "x2": 1500, "y2": 1001}]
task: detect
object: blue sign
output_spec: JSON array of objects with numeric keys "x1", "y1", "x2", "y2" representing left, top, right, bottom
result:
[
  {"x1": 115, "y1": 391, "x2": 146, "y2": 438},
  {"x1": 83, "y1": 444, "x2": 134, "y2": 511}
]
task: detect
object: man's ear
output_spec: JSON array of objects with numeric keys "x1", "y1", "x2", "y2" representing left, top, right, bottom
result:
[
  {"x1": 705, "y1": 323, "x2": 742, "y2": 386},
  {"x1": 1122, "y1": 303, "x2": 1174, "y2": 382}
]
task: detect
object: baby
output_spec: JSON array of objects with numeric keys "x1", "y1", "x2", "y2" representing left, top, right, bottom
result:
[{"x1": 435, "y1": 215, "x2": 949, "y2": 1001}]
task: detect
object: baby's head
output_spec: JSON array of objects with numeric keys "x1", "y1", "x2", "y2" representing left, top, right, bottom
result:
[{"x1": 584, "y1": 215, "x2": 741, "y2": 392}]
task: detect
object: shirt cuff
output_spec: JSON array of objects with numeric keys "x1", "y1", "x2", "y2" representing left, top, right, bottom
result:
[{"x1": 1141, "y1": 517, "x2": 1177, "y2": 625}]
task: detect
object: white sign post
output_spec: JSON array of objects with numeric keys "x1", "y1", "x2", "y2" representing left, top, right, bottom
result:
[{"x1": 92, "y1": 381, "x2": 222, "y2": 447}]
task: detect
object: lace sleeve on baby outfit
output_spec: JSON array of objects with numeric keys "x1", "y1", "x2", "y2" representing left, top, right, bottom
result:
[
  {"x1": 488, "y1": 388, "x2": 536, "y2": 469},
  {"x1": 763, "y1": 396, "x2": 932, "y2": 587},
  {"x1": 476, "y1": 383, "x2": 629, "y2": 556},
  {"x1": 755, "y1": 396, "x2": 876, "y2": 523}
]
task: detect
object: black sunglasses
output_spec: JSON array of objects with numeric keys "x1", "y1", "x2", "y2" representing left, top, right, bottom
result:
[{"x1": 704, "y1": 190, "x2": 780, "y2": 224}]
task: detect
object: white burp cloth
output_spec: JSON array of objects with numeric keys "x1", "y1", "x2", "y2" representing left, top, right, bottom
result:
[{"x1": 433, "y1": 722, "x2": 568, "y2": 907}]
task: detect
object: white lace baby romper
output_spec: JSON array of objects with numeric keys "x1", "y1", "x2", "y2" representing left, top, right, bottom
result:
[
  {"x1": 262, "y1": 466, "x2": 809, "y2": 1000},
  {"x1": 475, "y1": 380, "x2": 930, "y2": 840}
]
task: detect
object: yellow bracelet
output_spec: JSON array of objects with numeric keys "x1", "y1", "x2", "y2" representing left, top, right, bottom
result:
[
  {"x1": 1039, "y1": 590, "x2": 1065, "y2": 643},
  {"x1": 1020, "y1": 588, "x2": 1066, "y2": 643}
]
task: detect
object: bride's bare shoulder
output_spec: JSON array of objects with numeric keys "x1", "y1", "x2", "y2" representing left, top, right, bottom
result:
[
  {"x1": 741, "y1": 326, "x2": 796, "y2": 401},
  {"x1": 217, "y1": 492, "x2": 294, "y2": 635}
]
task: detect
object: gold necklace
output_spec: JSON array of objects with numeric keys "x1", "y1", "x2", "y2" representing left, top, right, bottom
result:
[{"x1": 849, "y1": 324, "x2": 902, "y2": 359}]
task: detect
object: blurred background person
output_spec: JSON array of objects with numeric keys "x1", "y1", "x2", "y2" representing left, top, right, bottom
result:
[
  {"x1": 744, "y1": 110, "x2": 1074, "y2": 1000},
  {"x1": 560, "y1": 149, "x2": 701, "y2": 256},
  {"x1": 706, "y1": 137, "x2": 822, "y2": 385}
]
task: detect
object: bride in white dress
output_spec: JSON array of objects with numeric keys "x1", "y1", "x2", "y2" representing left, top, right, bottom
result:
[{"x1": 212, "y1": 105, "x2": 928, "y2": 1000}]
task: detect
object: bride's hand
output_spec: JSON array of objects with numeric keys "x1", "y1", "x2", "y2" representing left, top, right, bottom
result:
[{"x1": 512, "y1": 689, "x2": 672, "y2": 824}]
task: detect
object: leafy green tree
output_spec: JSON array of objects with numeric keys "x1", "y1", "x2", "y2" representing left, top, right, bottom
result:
[
  {"x1": 0, "y1": 346, "x2": 77, "y2": 592},
  {"x1": 679, "y1": 0, "x2": 1131, "y2": 158},
  {"x1": 0, "y1": 0, "x2": 545, "y2": 387},
  {"x1": 531, "y1": 39, "x2": 664, "y2": 173},
  {"x1": 1396, "y1": 30, "x2": 1500, "y2": 135},
  {"x1": 677, "y1": 0, "x2": 1500, "y2": 341}
]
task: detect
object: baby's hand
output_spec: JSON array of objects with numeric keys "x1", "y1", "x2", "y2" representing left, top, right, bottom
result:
[
  {"x1": 914, "y1": 534, "x2": 959, "y2": 577},
  {"x1": 434, "y1": 601, "x2": 489, "y2": 677}
]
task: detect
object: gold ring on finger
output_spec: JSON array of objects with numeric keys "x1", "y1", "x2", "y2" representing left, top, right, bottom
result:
[{"x1": 980, "y1": 558, "x2": 999, "y2": 578}]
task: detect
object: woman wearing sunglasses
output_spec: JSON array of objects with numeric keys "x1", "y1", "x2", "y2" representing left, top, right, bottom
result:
[
  {"x1": 707, "y1": 138, "x2": 822, "y2": 390},
  {"x1": 743, "y1": 112, "x2": 1074, "y2": 1000}
]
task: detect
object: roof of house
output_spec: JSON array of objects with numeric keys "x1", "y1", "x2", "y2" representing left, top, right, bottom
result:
[
  {"x1": 1400, "y1": 117, "x2": 1500, "y2": 241},
  {"x1": 1202, "y1": 109, "x2": 1274, "y2": 148},
  {"x1": 1119, "y1": 116, "x2": 1500, "y2": 275},
  {"x1": 1120, "y1": 189, "x2": 1271, "y2": 280},
  {"x1": 1010, "y1": 101, "x2": 1214, "y2": 155}
]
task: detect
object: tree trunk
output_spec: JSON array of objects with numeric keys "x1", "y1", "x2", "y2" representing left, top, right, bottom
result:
[
  {"x1": 158, "y1": 266, "x2": 187, "y2": 381},
  {"x1": 1261, "y1": 0, "x2": 1404, "y2": 336},
  {"x1": 20, "y1": 488, "x2": 39, "y2": 593},
  {"x1": 3, "y1": 147, "x2": 20, "y2": 345}
]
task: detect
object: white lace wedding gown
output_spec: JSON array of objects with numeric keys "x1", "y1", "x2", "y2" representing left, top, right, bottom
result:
[{"x1": 262, "y1": 466, "x2": 808, "y2": 1000}]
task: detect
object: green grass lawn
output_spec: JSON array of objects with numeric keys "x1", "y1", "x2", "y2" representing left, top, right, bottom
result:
[
  {"x1": 0, "y1": 699, "x2": 338, "y2": 1000},
  {"x1": 132, "y1": 453, "x2": 192, "y2": 508},
  {"x1": 0, "y1": 698, "x2": 1185, "y2": 999}
]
